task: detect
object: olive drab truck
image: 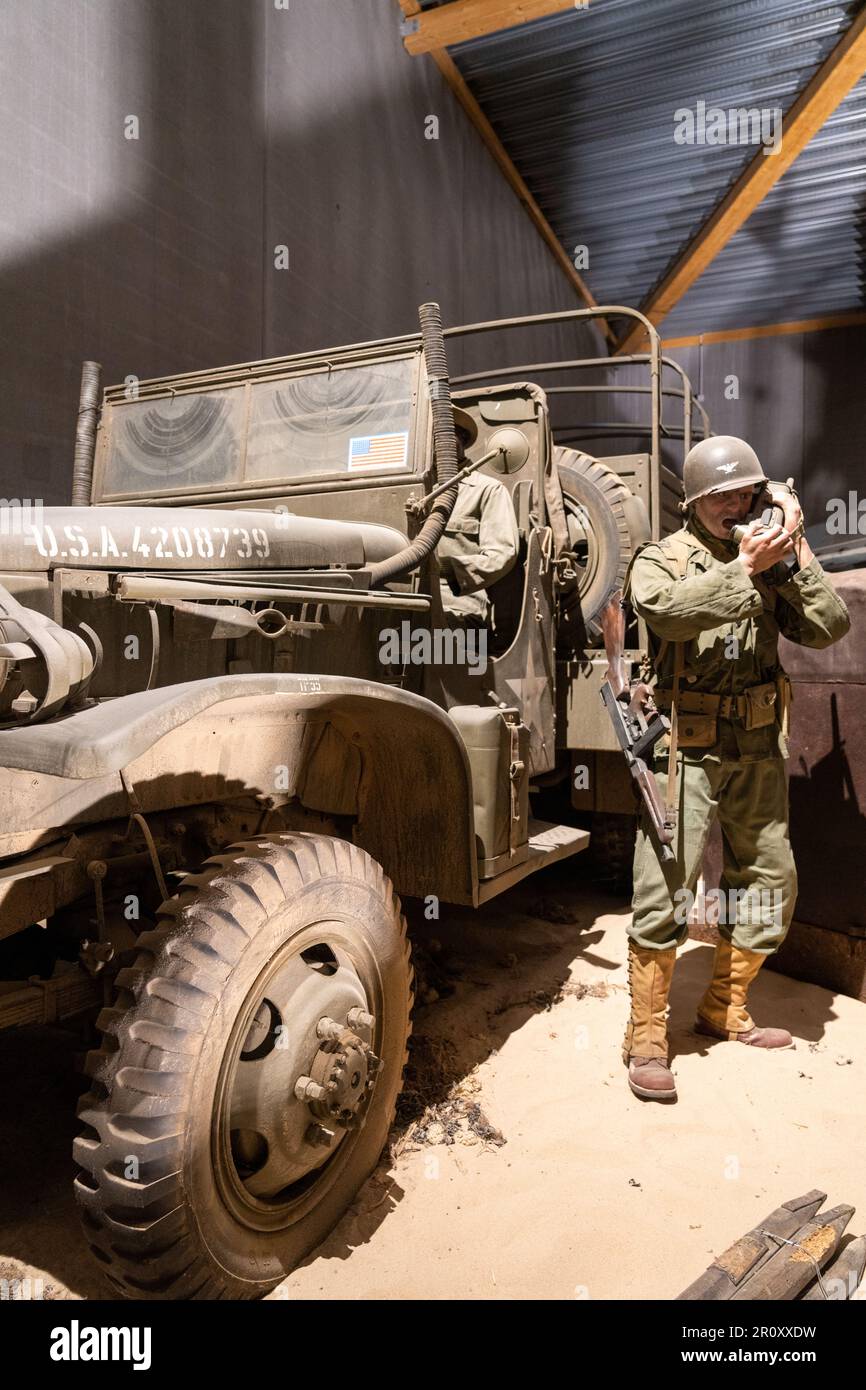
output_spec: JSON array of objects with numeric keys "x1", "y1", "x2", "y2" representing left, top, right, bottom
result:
[{"x1": 0, "y1": 304, "x2": 704, "y2": 1298}]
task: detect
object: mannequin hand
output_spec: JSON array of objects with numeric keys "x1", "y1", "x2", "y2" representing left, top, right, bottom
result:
[
  {"x1": 737, "y1": 519, "x2": 794, "y2": 577},
  {"x1": 766, "y1": 482, "x2": 803, "y2": 534}
]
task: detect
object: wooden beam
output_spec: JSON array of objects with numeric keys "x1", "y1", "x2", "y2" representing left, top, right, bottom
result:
[
  {"x1": 395, "y1": 1, "x2": 611, "y2": 340},
  {"x1": 618, "y1": 9, "x2": 866, "y2": 355},
  {"x1": 662, "y1": 310, "x2": 866, "y2": 349},
  {"x1": 402, "y1": 0, "x2": 583, "y2": 56}
]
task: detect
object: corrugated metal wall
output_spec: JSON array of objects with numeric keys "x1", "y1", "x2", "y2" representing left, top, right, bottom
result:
[{"x1": 451, "y1": 0, "x2": 866, "y2": 335}]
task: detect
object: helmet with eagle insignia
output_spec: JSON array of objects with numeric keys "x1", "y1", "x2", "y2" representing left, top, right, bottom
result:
[{"x1": 681, "y1": 435, "x2": 767, "y2": 507}]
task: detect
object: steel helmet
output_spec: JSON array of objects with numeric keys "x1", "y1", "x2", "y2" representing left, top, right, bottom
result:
[
  {"x1": 682, "y1": 436, "x2": 767, "y2": 507},
  {"x1": 452, "y1": 405, "x2": 478, "y2": 446}
]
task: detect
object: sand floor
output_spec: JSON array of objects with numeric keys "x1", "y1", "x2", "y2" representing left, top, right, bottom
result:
[{"x1": 1, "y1": 860, "x2": 864, "y2": 1301}]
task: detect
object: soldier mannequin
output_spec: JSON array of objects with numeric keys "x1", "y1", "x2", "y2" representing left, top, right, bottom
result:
[
  {"x1": 622, "y1": 437, "x2": 850, "y2": 1102},
  {"x1": 438, "y1": 407, "x2": 519, "y2": 626}
]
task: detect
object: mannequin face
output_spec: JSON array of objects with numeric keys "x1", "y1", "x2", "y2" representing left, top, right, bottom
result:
[
  {"x1": 455, "y1": 429, "x2": 470, "y2": 463},
  {"x1": 693, "y1": 487, "x2": 757, "y2": 540}
]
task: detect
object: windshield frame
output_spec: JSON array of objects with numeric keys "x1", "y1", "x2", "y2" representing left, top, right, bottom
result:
[{"x1": 92, "y1": 349, "x2": 426, "y2": 504}]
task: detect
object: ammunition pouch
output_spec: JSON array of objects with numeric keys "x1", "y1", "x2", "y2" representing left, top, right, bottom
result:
[
  {"x1": 655, "y1": 679, "x2": 778, "y2": 736},
  {"x1": 675, "y1": 712, "x2": 718, "y2": 748},
  {"x1": 743, "y1": 681, "x2": 778, "y2": 731}
]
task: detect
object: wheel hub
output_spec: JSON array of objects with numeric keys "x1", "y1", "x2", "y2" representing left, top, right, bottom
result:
[
  {"x1": 218, "y1": 938, "x2": 381, "y2": 1212},
  {"x1": 294, "y1": 1013, "x2": 382, "y2": 1134}
]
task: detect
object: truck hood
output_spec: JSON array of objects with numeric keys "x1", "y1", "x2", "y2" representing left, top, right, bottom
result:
[{"x1": 3, "y1": 506, "x2": 408, "y2": 573}]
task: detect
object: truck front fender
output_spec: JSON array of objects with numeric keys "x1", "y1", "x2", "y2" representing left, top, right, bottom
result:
[{"x1": 0, "y1": 674, "x2": 478, "y2": 905}]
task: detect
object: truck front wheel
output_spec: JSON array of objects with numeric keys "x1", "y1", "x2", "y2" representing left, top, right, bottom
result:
[{"x1": 73, "y1": 833, "x2": 412, "y2": 1300}]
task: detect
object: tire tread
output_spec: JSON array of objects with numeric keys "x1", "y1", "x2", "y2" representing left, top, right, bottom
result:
[{"x1": 74, "y1": 832, "x2": 412, "y2": 1300}]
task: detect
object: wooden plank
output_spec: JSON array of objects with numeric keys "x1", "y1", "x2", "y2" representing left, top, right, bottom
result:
[
  {"x1": 402, "y1": 0, "x2": 582, "y2": 56},
  {"x1": 618, "y1": 10, "x2": 866, "y2": 355},
  {"x1": 662, "y1": 310, "x2": 866, "y2": 349},
  {"x1": 801, "y1": 1235, "x2": 866, "y2": 1300},
  {"x1": 396, "y1": 2, "x2": 611, "y2": 338},
  {"x1": 729, "y1": 1205, "x2": 854, "y2": 1301},
  {"x1": 677, "y1": 1191, "x2": 827, "y2": 1301}
]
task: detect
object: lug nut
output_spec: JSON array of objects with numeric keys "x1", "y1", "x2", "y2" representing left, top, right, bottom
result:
[
  {"x1": 294, "y1": 1076, "x2": 327, "y2": 1103},
  {"x1": 347, "y1": 1008, "x2": 375, "y2": 1031},
  {"x1": 10, "y1": 691, "x2": 38, "y2": 716},
  {"x1": 304, "y1": 1123, "x2": 335, "y2": 1148},
  {"x1": 316, "y1": 1016, "x2": 343, "y2": 1042}
]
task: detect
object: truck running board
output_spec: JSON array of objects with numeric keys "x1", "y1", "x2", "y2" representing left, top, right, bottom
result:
[{"x1": 476, "y1": 819, "x2": 590, "y2": 905}]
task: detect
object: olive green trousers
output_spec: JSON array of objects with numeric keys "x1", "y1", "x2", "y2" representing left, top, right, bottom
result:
[{"x1": 630, "y1": 754, "x2": 797, "y2": 954}]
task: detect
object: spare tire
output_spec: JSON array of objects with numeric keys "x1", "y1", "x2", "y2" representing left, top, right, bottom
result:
[{"x1": 555, "y1": 447, "x2": 635, "y2": 644}]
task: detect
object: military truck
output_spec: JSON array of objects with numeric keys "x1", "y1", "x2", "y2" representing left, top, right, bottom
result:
[{"x1": 0, "y1": 304, "x2": 705, "y2": 1299}]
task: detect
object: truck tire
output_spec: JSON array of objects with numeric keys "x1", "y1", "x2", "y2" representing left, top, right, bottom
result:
[
  {"x1": 73, "y1": 833, "x2": 412, "y2": 1300},
  {"x1": 555, "y1": 448, "x2": 635, "y2": 644}
]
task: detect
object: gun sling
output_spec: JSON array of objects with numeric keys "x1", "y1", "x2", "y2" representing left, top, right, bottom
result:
[{"x1": 664, "y1": 641, "x2": 683, "y2": 834}]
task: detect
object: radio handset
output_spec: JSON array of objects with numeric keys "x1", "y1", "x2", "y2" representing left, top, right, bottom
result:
[{"x1": 730, "y1": 478, "x2": 797, "y2": 579}]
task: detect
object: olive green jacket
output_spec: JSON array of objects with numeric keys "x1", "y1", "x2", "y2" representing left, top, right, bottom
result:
[
  {"x1": 628, "y1": 515, "x2": 851, "y2": 760},
  {"x1": 438, "y1": 472, "x2": 520, "y2": 623}
]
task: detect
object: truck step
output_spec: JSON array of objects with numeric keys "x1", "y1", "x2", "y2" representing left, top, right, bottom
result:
[{"x1": 477, "y1": 819, "x2": 589, "y2": 905}]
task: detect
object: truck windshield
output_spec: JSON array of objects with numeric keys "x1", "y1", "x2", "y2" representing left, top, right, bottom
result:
[{"x1": 99, "y1": 357, "x2": 416, "y2": 498}]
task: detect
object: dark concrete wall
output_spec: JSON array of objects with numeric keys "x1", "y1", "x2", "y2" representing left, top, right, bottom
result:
[{"x1": 0, "y1": 0, "x2": 596, "y2": 505}]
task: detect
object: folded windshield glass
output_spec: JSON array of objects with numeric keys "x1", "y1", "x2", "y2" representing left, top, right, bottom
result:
[{"x1": 98, "y1": 356, "x2": 416, "y2": 498}]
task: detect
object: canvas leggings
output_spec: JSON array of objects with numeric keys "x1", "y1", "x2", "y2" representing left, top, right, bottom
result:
[{"x1": 629, "y1": 753, "x2": 797, "y2": 954}]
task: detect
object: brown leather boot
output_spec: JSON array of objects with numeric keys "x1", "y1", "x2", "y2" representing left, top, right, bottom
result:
[
  {"x1": 695, "y1": 940, "x2": 794, "y2": 1048},
  {"x1": 623, "y1": 941, "x2": 677, "y2": 1100}
]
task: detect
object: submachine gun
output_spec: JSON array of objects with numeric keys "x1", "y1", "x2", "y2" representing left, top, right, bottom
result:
[{"x1": 599, "y1": 591, "x2": 676, "y2": 863}]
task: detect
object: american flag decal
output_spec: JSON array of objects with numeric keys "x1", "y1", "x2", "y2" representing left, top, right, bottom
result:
[{"x1": 347, "y1": 431, "x2": 409, "y2": 472}]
